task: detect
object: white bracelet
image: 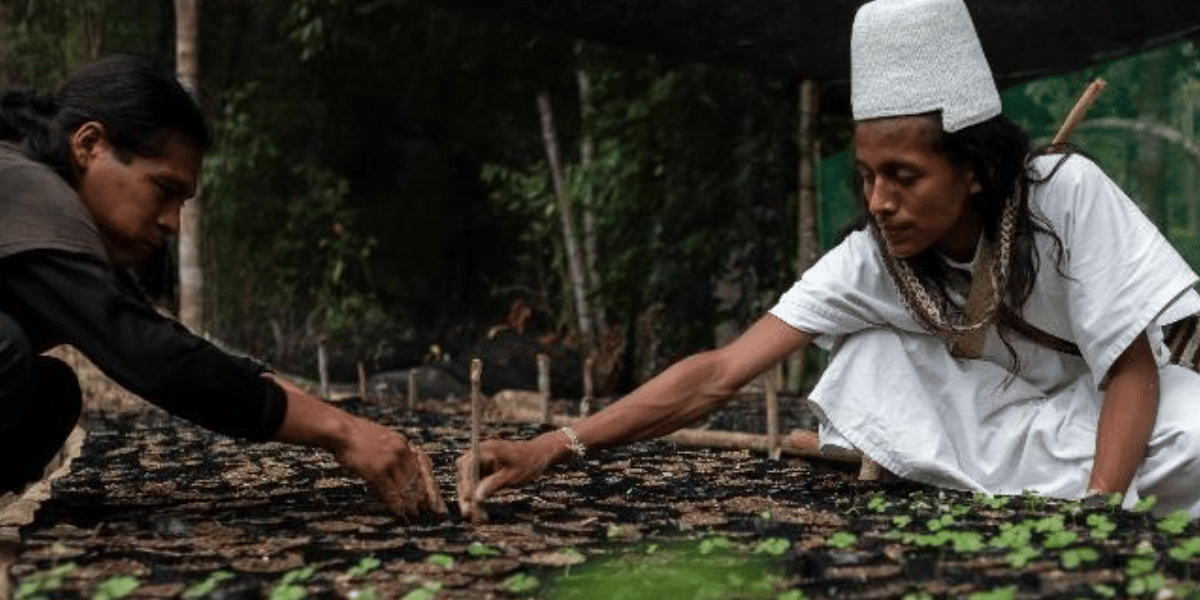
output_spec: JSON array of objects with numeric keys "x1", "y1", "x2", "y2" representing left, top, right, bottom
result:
[{"x1": 559, "y1": 426, "x2": 587, "y2": 458}]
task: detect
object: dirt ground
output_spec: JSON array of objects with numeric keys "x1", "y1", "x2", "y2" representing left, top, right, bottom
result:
[{"x1": 5, "y1": 352, "x2": 1200, "y2": 599}]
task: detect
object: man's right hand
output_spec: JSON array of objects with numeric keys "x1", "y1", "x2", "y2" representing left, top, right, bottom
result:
[{"x1": 455, "y1": 431, "x2": 572, "y2": 521}]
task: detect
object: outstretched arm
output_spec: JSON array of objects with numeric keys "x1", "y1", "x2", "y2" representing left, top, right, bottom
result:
[
  {"x1": 1088, "y1": 332, "x2": 1158, "y2": 496},
  {"x1": 455, "y1": 314, "x2": 814, "y2": 519}
]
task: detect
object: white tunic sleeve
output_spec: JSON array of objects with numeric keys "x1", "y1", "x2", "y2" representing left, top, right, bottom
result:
[
  {"x1": 768, "y1": 229, "x2": 918, "y2": 348},
  {"x1": 1031, "y1": 155, "x2": 1200, "y2": 386}
]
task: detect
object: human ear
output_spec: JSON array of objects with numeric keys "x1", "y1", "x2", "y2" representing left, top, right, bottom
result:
[{"x1": 67, "y1": 121, "x2": 109, "y2": 173}]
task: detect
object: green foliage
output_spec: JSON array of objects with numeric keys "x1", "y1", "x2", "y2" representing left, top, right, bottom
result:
[
  {"x1": 1087, "y1": 513, "x2": 1117, "y2": 539},
  {"x1": 15, "y1": 562, "x2": 76, "y2": 600},
  {"x1": 425, "y1": 553, "x2": 455, "y2": 569},
  {"x1": 1004, "y1": 546, "x2": 1041, "y2": 568},
  {"x1": 182, "y1": 571, "x2": 236, "y2": 599},
  {"x1": 347, "y1": 556, "x2": 381, "y2": 578},
  {"x1": 1061, "y1": 547, "x2": 1100, "y2": 569},
  {"x1": 967, "y1": 586, "x2": 1016, "y2": 600},
  {"x1": 90, "y1": 576, "x2": 139, "y2": 600},
  {"x1": 825, "y1": 531, "x2": 857, "y2": 549},
  {"x1": 466, "y1": 542, "x2": 502, "y2": 557},
  {"x1": 400, "y1": 582, "x2": 442, "y2": 600},
  {"x1": 1131, "y1": 495, "x2": 1160, "y2": 514},
  {"x1": 1169, "y1": 537, "x2": 1200, "y2": 562},
  {"x1": 269, "y1": 566, "x2": 315, "y2": 600},
  {"x1": 753, "y1": 537, "x2": 791, "y2": 556},
  {"x1": 503, "y1": 573, "x2": 540, "y2": 594},
  {"x1": 777, "y1": 591, "x2": 807, "y2": 600},
  {"x1": 1158, "y1": 509, "x2": 1193, "y2": 535},
  {"x1": 699, "y1": 536, "x2": 733, "y2": 555}
]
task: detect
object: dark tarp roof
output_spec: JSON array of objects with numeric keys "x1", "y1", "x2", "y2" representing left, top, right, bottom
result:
[{"x1": 434, "y1": 0, "x2": 1200, "y2": 114}]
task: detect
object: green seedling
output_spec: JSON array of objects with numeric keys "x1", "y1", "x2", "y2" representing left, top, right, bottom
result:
[
  {"x1": 269, "y1": 566, "x2": 315, "y2": 600},
  {"x1": 1042, "y1": 530, "x2": 1078, "y2": 549},
  {"x1": 868, "y1": 494, "x2": 891, "y2": 513},
  {"x1": 826, "y1": 531, "x2": 857, "y2": 549},
  {"x1": 699, "y1": 536, "x2": 733, "y2": 555},
  {"x1": 400, "y1": 582, "x2": 441, "y2": 600},
  {"x1": 425, "y1": 553, "x2": 455, "y2": 569},
  {"x1": 503, "y1": 572, "x2": 539, "y2": 594},
  {"x1": 777, "y1": 590, "x2": 807, "y2": 600},
  {"x1": 1131, "y1": 495, "x2": 1159, "y2": 514},
  {"x1": 15, "y1": 562, "x2": 77, "y2": 600},
  {"x1": 466, "y1": 541, "x2": 502, "y2": 557},
  {"x1": 1126, "y1": 556, "x2": 1158, "y2": 576},
  {"x1": 347, "y1": 556, "x2": 381, "y2": 578},
  {"x1": 1060, "y1": 547, "x2": 1100, "y2": 569},
  {"x1": 949, "y1": 531, "x2": 985, "y2": 553},
  {"x1": 892, "y1": 515, "x2": 913, "y2": 528},
  {"x1": 1033, "y1": 515, "x2": 1065, "y2": 533},
  {"x1": 949, "y1": 503, "x2": 971, "y2": 517},
  {"x1": 967, "y1": 585, "x2": 1016, "y2": 600},
  {"x1": 1158, "y1": 509, "x2": 1193, "y2": 536},
  {"x1": 182, "y1": 571, "x2": 235, "y2": 599},
  {"x1": 973, "y1": 494, "x2": 1011, "y2": 510},
  {"x1": 901, "y1": 592, "x2": 933, "y2": 600},
  {"x1": 347, "y1": 587, "x2": 380, "y2": 600},
  {"x1": 90, "y1": 575, "x2": 139, "y2": 600},
  {"x1": 926, "y1": 514, "x2": 954, "y2": 531},
  {"x1": 1087, "y1": 513, "x2": 1117, "y2": 539},
  {"x1": 1091, "y1": 583, "x2": 1117, "y2": 598},
  {"x1": 753, "y1": 537, "x2": 791, "y2": 556},
  {"x1": 1168, "y1": 537, "x2": 1200, "y2": 562},
  {"x1": 1020, "y1": 490, "x2": 1047, "y2": 512},
  {"x1": 990, "y1": 522, "x2": 1033, "y2": 549},
  {"x1": 1127, "y1": 573, "x2": 1167, "y2": 596},
  {"x1": 1004, "y1": 546, "x2": 1040, "y2": 568}
]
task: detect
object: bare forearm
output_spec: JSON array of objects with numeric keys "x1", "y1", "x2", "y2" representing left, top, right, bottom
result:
[
  {"x1": 1088, "y1": 334, "x2": 1158, "y2": 494},
  {"x1": 269, "y1": 376, "x2": 352, "y2": 452}
]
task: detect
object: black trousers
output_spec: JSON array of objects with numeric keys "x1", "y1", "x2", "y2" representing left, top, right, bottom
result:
[{"x1": 0, "y1": 309, "x2": 81, "y2": 494}]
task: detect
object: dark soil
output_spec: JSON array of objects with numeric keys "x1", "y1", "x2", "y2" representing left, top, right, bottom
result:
[{"x1": 10, "y1": 396, "x2": 1200, "y2": 599}]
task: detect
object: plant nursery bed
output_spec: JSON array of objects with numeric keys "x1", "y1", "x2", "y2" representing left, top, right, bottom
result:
[{"x1": 8, "y1": 395, "x2": 1200, "y2": 600}]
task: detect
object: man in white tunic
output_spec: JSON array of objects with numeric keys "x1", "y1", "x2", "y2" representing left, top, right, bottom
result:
[{"x1": 455, "y1": 0, "x2": 1200, "y2": 517}]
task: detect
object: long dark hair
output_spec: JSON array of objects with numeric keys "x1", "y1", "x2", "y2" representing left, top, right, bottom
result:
[{"x1": 0, "y1": 54, "x2": 209, "y2": 185}]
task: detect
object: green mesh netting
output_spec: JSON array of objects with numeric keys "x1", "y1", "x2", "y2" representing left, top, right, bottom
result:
[{"x1": 818, "y1": 38, "x2": 1200, "y2": 270}]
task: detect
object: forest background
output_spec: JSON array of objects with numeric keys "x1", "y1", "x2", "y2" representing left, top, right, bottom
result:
[{"x1": 1, "y1": 0, "x2": 1197, "y2": 394}]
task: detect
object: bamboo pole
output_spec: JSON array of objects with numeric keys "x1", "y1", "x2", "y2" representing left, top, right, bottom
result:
[
  {"x1": 537, "y1": 353, "x2": 551, "y2": 423},
  {"x1": 581, "y1": 355, "x2": 594, "y2": 417},
  {"x1": 496, "y1": 408, "x2": 861, "y2": 464},
  {"x1": 469, "y1": 359, "x2": 487, "y2": 523},
  {"x1": 1052, "y1": 78, "x2": 1106, "y2": 146}
]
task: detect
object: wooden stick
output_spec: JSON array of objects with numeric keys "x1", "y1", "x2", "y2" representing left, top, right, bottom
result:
[
  {"x1": 537, "y1": 353, "x2": 551, "y2": 423},
  {"x1": 859, "y1": 456, "x2": 884, "y2": 481},
  {"x1": 1052, "y1": 78, "x2": 1106, "y2": 146},
  {"x1": 406, "y1": 370, "x2": 417, "y2": 415},
  {"x1": 356, "y1": 361, "x2": 367, "y2": 401},
  {"x1": 581, "y1": 355, "x2": 594, "y2": 416},
  {"x1": 765, "y1": 364, "x2": 781, "y2": 461},
  {"x1": 497, "y1": 408, "x2": 861, "y2": 464},
  {"x1": 469, "y1": 358, "x2": 486, "y2": 522}
]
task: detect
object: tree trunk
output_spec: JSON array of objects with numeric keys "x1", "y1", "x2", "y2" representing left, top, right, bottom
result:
[
  {"x1": 537, "y1": 91, "x2": 594, "y2": 342},
  {"x1": 786, "y1": 80, "x2": 821, "y2": 391},
  {"x1": 174, "y1": 0, "x2": 204, "y2": 334},
  {"x1": 575, "y1": 42, "x2": 604, "y2": 337}
]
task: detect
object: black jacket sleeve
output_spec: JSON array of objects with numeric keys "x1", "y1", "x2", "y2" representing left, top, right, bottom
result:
[{"x1": 0, "y1": 250, "x2": 287, "y2": 441}]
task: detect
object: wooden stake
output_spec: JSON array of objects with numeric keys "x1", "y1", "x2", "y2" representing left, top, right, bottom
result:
[
  {"x1": 1052, "y1": 78, "x2": 1107, "y2": 146},
  {"x1": 765, "y1": 364, "x2": 781, "y2": 461},
  {"x1": 317, "y1": 335, "x2": 330, "y2": 399},
  {"x1": 581, "y1": 355, "x2": 594, "y2": 416},
  {"x1": 407, "y1": 369, "x2": 417, "y2": 415},
  {"x1": 537, "y1": 353, "x2": 551, "y2": 423},
  {"x1": 356, "y1": 361, "x2": 367, "y2": 401},
  {"x1": 858, "y1": 456, "x2": 884, "y2": 481},
  {"x1": 469, "y1": 358, "x2": 486, "y2": 522}
]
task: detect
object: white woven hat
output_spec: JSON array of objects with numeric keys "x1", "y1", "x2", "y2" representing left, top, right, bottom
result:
[{"x1": 851, "y1": 0, "x2": 1001, "y2": 132}]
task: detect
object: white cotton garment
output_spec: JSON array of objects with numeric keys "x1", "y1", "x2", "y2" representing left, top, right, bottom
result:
[
  {"x1": 851, "y1": 0, "x2": 1001, "y2": 132},
  {"x1": 770, "y1": 154, "x2": 1200, "y2": 515}
]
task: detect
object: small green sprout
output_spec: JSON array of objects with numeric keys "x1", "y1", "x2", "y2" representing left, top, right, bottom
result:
[
  {"x1": 1125, "y1": 556, "x2": 1158, "y2": 576},
  {"x1": 1131, "y1": 495, "x2": 1159, "y2": 514},
  {"x1": 15, "y1": 562, "x2": 77, "y2": 600},
  {"x1": 1168, "y1": 537, "x2": 1200, "y2": 562},
  {"x1": 1158, "y1": 509, "x2": 1193, "y2": 536},
  {"x1": 1127, "y1": 574, "x2": 1167, "y2": 596},
  {"x1": 1060, "y1": 547, "x2": 1100, "y2": 569},
  {"x1": 949, "y1": 503, "x2": 971, "y2": 517},
  {"x1": 90, "y1": 575, "x2": 139, "y2": 600},
  {"x1": 466, "y1": 541, "x2": 502, "y2": 557},
  {"x1": 926, "y1": 514, "x2": 953, "y2": 531},
  {"x1": 347, "y1": 556, "x2": 381, "y2": 578},
  {"x1": 868, "y1": 494, "x2": 891, "y2": 513},
  {"x1": 826, "y1": 531, "x2": 857, "y2": 549},
  {"x1": 892, "y1": 515, "x2": 913, "y2": 528},
  {"x1": 182, "y1": 571, "x2": 235, "y2": 600},
  {"x1": 990, "y1": 522, "x2": 1033, "y2": 549},
  {"x1": 1087, "y1": 513, "x2": 1117, "y2": 539},
  {"x1": 901, "y1": 592, "x2": 933, "y2": 600},
  {"x1": 425, "y1": 553, "x2": 455, "y2": 569},
  {"x1": 347, "y1": 587, "x2": 380, "y2": 600},
  {"x1": 1042, "y1": 530, "x2": 1078, "y2": 549},
  {"x1": 503, "y1": 573, "x2": 540, "y2": 594},
  {"x1": 269, "y1": 566, "x2": 315, "y2": 600},
  {"x1": 1004, "y1": 546, "x2": 1040, "y2": 568},
  {"x1": 753, "y1": 537, "x2": 791, "y2": 556},
  {"x1": 1033, "y1": 515, "x2": 1065, "y2": 533},
  {"x1": 777, "y1": 590, "x2": 807, "y2": 600},
  {"x1": 1092, "y1": 583, "x2": 1117, "y2": 598},
  {"x1": 699, "y1": 536, "x2": 733, "y2": 555},
  {"x1": 949, "y1": 531, "x2": 985, "y2": 553},
  {"x1": 399, "y1": 581, "x2": 441, "y2": 600},
  {"x1": 967, "y1": 585, "x2": 1016, "y2": 600}
]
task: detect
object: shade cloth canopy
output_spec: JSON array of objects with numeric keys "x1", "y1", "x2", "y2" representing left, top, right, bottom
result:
[{"x1": 434, "y1": 0, "x2": 1200, "y2": 114}]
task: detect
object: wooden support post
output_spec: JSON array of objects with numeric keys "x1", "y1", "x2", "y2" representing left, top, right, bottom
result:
[
  {"x1": 407, "y1": 370, "x2": 417, "y2": 415},
  {"x1": 581, "y1": 355, "x2": 594, "y2": 417},
  {"x1": 537, "y1": 353, "x2": 551, "y2": 423},
  {"x1": 317, "y1": 335, "x2": 330, "y2": 399},
  {"x1": 765, "y1": 364, "x2": 781, "y2": 461},
  {"x1": 858, "y1": 456, "x2": 883, "y2": 481},
  {"x1": 356, "y1": 361, "x2": 367, "y2": 401},
  {"x1": 469, "y1": 358, "x2": 487, "y2": 522}
]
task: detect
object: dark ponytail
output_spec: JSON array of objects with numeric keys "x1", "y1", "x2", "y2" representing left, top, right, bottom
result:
[{"x1": 0, "y1": 55, "x2": 209, "y2": 185}]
